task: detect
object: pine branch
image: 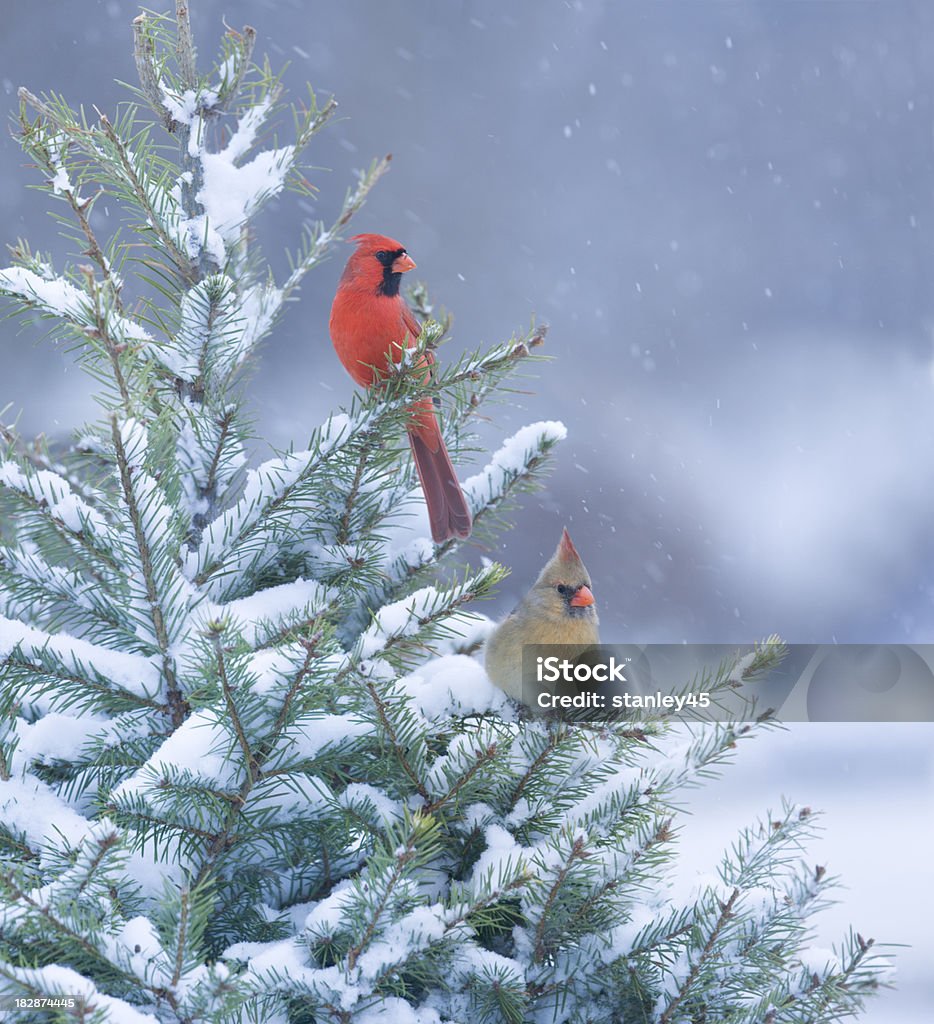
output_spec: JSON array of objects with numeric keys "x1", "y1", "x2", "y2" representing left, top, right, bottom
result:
[
  {"x1": 365, "y1": 682, "x2": 431, "y2": 802},
  {"x1": 132, "y1": 14, "x2": 173, "y2": 129},
  {"x1": 424, "y1": 741, "x2": 499, "y2": 815},
  {"x1": 214, "y1": 24, "x2": 257, "y2": 114},
  {"x1": 532, "y1": 834, "x2": 588, "y2": 963},
  {"x1": 0, "y1": 468, "x2": 120, "y2": 580},
  {"x1": 110, "y1": 417, "x2": 187, "y2": 727},
  {"x1": 188, "y1": 636, "x2": 332, "y2": 888},
  {"x1": 0, "y1": 259, "x2": 155, "y2": 408},
  {"x1": 212, "y1": 631, "x2": 255, "y2": 770},
  {"x1": 0, "y1": 619, "x2": 163, "y2": 713},
  {"x1": 0, "y1": 867, "x2": 143, "y2": 992},
  {"x1": 97, "y1": 110, "x2": 196, "y2": 283},
  {"x1": 659, "y1": 887, "x2": 740, "y2": 1024}
]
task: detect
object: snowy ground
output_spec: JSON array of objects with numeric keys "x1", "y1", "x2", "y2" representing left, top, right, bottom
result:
[{"x1": 676, "y1": 723, "x2": 934, "y2": 1024}]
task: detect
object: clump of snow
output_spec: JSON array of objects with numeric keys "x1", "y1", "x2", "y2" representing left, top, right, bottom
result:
[
  {"x1": 0, "y1": 266, "x2": 85, "y2": 319},
  {"x1": 354, "y1": 998, "x2": 441, "y2": 1024},
  {"x1": 797, "y1": 946, "x2": 841, "y2": 973},
  {"x1": 303, "y1": 884, "x2": 356, "y2": 935},
  {"x1": 101, "y1": 915, "x2": 173, "y2": 988},
  {"x1": 50, "y1": 166, "x2": 72, "y2": 194},
  {"x1": 113, "y1": 709, "x2": 238, "y2": 796},
  {"x1": 354, "y1": 904, "x2": 450, "y2": 980},
  {"x1": 398, "y1": 654, "x2": 509, "y2": 720},
  {"x1": 12, "y1": 712, "x2": 110, "y2": 771},
  {"x1": 44, "y1": 131, "x2": 73, "y2": 195},
  {"x1": 728, "y1": 650, "x2": 758, "y2": 684},
  {"x1": 199, "y1": 576, "x2": 332, "y2": 648},
  {"x1": 178, "y1": 212, "x2": 226, "y2": 266},
  {"x1": 241, "y1": 937, "x2": 319, "y2": 990},
  {"x1": 468, "y1": 823, "x2": 526, "y2": 891},
  {"x1": 285, "y1": 713, "x2": 370, "y2": 761},
  {"x1": 221, "y1": 96, "x2": 274, "y2": 162},
  {"x1": 197, "y1": 145, "x2": 292, "y2": 248},
  {"x1": 0, "y1": 775, "x2": 94, "y2": 851}
]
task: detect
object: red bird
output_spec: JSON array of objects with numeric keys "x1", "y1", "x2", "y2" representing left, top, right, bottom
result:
[{"x1": 329, "y1": 233, "x2": 472, "y2": 543}]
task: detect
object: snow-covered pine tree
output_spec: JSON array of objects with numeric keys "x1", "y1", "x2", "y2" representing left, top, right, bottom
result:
[{"x1": 0, "y1": 5, "x2": 890, "y2": 1023}]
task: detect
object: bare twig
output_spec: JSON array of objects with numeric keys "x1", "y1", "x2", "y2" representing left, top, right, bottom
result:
[
  {"x1": 133, "y1": 14, "x2": 173, "y2": 129},
  {"x1": 175, "y1": 2, "x2": 198, "y2": 91}
]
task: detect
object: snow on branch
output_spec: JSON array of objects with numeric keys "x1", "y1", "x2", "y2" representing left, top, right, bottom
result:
[
  {"x1": 164, "y1": 274, "x2": 285, "y2": 389},
  {"x1": 0, "y1": 774, "x2": 98, "y2": 852},
  {"x1": 111, "y1": 418, "x2": 191, "y2": 654},
  {"x1": 187, "y1": 414, "x2": 352, "y2": 591},
  {"x1": 0, "y1": 264, "x2": 152, "y2": 351},
  {"x1": 0, "y1": 615, "x2": 162, "y2": 704},
  {"x1": 200, "y1": 576, "x2": 334, "y2": 649},
  {"x1": 0, "y1": 458, "x2": 110, "y2": 546},
  {"x1": 0, "y1": 265, "x2": 85, "y2": 320},
  {"x1": 463, "y1": 420, "x2": 567, "y2": 514},
  {"x1": 0, "y1": 541, "x2": 132, "y2": 647},
  {"x1": 354, "y1": 564, "x2": 506, "y2": 665}
]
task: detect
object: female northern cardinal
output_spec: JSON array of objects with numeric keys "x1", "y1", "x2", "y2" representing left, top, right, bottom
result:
[
  {"x1": 484, "y1": 528, "x2": 599, "y2": 701},
  {"x1": 329, "y1": 233, "x2": 472, "y2": 543}
]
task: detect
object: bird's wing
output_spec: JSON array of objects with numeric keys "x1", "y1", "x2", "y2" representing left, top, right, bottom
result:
[{"x1": 401, "y1": 302, "x2": 422, "y2": 343}]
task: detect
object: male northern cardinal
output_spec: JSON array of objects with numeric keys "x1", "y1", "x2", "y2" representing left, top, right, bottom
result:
[
  {"x1": 484, "y1": 528, "x2": 599, "y2": 701},
  {"x1": 329, "y1": 233, "x2": 472, "y2": 543}
]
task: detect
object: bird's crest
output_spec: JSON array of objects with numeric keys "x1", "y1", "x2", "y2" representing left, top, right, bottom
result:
[
  {"x1": 536, "y1": 527, "x2": 591, "y2": 589},
  {"x1": 349, "y1": 232, "x2": 406, "y2": 252},
  {"x1": 557, "y1": 527, "x2": 582, "y2": 565}
]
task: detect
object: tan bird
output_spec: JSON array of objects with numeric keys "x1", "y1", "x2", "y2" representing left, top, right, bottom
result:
[{"x1": 484, "y1": 528, "x2": 600, "y2": 702}]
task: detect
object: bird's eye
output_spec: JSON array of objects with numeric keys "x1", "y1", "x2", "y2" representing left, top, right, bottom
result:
[
  {"x1": 556, "y1": 584, "x2": 569, "y2": 596},
  {"x1": 375, "y1": 250, "x2": 388, "y2": 260}
]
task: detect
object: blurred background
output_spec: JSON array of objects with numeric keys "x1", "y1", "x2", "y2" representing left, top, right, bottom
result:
[{"x1": 1, "y1": 2, "x2": 932, "y2": 1019}]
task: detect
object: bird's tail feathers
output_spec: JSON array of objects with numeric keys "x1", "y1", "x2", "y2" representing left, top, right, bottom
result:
[{"x1": 407, "y1": 409, "x2": 472, "y2": 543}]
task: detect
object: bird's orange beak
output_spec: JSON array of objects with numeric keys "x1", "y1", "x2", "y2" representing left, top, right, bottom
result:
[
  {"x1": 569, "y1": 585, "x2": 595, "y2": 608},
  {"x1": 393, "y1": 252, "x2": 417, "y2": 273}
]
